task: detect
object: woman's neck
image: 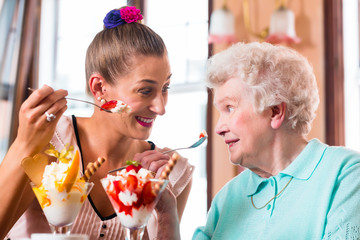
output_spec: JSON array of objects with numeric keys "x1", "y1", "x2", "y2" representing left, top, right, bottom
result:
[
  {"x1": 250, "y1": 134, "x2": 308, "y2": 178},
  {"x1": 75, "y1": 116, "x2": 145, "y2": 170}
]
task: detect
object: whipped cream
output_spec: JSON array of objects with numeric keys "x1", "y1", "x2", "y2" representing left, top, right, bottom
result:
[{"x1": 111, "y1": 100, "x2": 132, "y2": 113}]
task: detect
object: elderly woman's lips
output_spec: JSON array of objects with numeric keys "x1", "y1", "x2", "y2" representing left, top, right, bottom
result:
[{"x1": 225, "y1": 139, "x2": 239, "y2": 147}]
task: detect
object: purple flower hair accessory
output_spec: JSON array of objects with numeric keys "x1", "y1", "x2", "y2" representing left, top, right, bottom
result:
[{"x1": 103, "y1": 6, "x2": 143, "y2": 29}]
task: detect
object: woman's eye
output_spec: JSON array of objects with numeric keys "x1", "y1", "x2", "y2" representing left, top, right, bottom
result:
[
  {"x1": 162, "y1": 85, "x2": 170, "y2": 93},
  {"x1": 139, "y1": 88, "x2": 152, "y2": 95},
  {"x1": 227, "y1": 106, "x2": 234, "y2": 113}
]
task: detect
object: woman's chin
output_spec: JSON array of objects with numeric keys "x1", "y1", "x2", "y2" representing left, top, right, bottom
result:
[{"x1": 134, "y1": 129, "x2": 152, "y2": 140}]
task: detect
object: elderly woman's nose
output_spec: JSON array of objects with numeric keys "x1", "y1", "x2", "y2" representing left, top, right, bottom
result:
[{"x1": 215, "y1": 120, "x2": 228, "y2": 136}]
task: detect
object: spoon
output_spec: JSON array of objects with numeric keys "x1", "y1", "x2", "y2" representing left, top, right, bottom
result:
[
  {"x1": 107, "y1": 135, "x2": 207, "y2": 174},
  {"x1": 162, "y1": 136, "x2": 207, "y2": 154},
  {"x1": 27, "y1": 88, "x2": 112, "y2": 113}
]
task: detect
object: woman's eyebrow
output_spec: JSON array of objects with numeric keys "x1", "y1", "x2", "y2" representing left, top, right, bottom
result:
[
  {"x1": 139, "y1": 74, "x2": 172, "y2": 84},
  {"x1": 214, "y1": 96, "x2": 237, "y2": 108}
]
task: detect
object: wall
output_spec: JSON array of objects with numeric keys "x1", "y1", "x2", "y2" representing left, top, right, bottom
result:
[{"x1": 211, "y1": 0, "x2": 325, "y2": 198}]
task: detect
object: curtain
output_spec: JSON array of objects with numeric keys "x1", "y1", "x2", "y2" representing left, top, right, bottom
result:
[{"x1": 0, "y1": 0, "x2": 42, "y2": 161}]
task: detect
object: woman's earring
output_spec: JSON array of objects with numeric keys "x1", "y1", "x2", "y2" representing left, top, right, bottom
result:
[{"x1": 97, "y1": 97, "x2": 106, "y2": 104}]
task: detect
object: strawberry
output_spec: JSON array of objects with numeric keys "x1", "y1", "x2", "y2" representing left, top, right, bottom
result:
[
  {"x1": 126, "y1": 175, "x2": 138, "y2": 191},
  {"x1": 199, "y1": 131, "x2": 207, "y2": 138},
  {"x1": 125, "y1": 160, "x2": 142, "y2": 173},
  {"x1": 100, "y1": 100, "x2": 118, "y2": 111},
  {"x1": 113, "y1": 180, "x2": 125, "y2": 193},
  {"x1": 107, "y1": 182, "x2": 120, "y2": 202},
  {"x1": 142, "y1": 181, "x2": 156, "y2": 204},
  {"x1": 125, "y1": 164, "x2": 142, "y2": 173}
]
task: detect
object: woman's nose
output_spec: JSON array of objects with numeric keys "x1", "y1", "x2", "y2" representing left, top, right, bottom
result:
[
  {"x1": 149, "y1": 95, "x2": 166, "y2": 115},
  {"x1": 215, "y1": 119, "x2": 228, "y2": 137}
]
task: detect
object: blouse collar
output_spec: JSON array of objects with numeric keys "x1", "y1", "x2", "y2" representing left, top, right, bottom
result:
[{"x1": 246, "y1": 139, "x2": 328, "y2": 196}]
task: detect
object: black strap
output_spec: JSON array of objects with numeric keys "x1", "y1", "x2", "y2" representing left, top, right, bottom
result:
[
  {"x1": 71, "y1": 115, "x2": 116, "y2": 221},
  {"x1": 148, "y1": 140, "x2": 155, "y2": 150}
]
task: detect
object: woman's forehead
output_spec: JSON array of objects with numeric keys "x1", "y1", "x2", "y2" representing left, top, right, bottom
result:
[{"x1": 213, "y1": 78, "x2": 250, "y2": 105}]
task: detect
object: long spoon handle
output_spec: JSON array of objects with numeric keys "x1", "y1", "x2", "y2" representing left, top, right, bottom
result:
[
  {"x1": 107, "y1": 136, "x2": 207, "y2": 174},
  {"x1": 27, "y1": 88, "x2": 112, "y2": 113}
]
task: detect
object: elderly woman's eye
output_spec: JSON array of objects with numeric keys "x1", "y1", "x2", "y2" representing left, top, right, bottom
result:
[{"x1": 227, "y1": 106, "x2": 234, "y2": 112}]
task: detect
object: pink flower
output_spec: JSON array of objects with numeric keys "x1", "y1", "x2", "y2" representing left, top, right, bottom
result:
[{"x1": 120, "y1": 6, "x2": 143, "y2": 23}]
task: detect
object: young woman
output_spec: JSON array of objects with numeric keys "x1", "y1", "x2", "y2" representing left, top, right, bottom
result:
[{"x1": 1, "y1": 7, "x2": 193, "y2": 239}]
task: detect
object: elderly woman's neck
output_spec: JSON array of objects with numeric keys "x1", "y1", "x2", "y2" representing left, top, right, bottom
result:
[{"x1": 253, "y1": 134, "x2": 308, "y2": 178}]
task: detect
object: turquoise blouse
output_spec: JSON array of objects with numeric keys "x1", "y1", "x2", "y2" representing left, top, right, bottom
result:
[{"x1": 193, "y1": 139, "x2": 360, "y2": 239}]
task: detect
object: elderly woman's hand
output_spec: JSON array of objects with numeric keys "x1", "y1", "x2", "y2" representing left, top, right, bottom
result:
[
  {"x1": 15, "y1": 85, "x2": 68, "y2": 156},
  {"x1": 133, "y1": 149, "x2": 171, "y2": 178},
  {"x1": 155, "y1": 186, "x2": 181, "y2": 240}
]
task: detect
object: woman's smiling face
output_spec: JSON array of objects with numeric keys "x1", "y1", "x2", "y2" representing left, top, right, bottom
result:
[
  {"x1": 214, "y1": 77, "x2": 273, "y2": 169},
  {"x1": 105, "y1": 53, "x2": 171, "y2": 140}
]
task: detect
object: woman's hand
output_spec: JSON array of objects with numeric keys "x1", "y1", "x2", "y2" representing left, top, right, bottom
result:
[
  {"x1": 155, "y1": 187, "x2": 181, "y2": 240},
  {"x1": 15, "y1": 85, "x2": 68, "y2": 156},
  {"x1": 133, "y1": 149, "x2": 170, "y2": 178},
  {"x1": 0, "y1": 85, "x2": 67, "y2": 236}
]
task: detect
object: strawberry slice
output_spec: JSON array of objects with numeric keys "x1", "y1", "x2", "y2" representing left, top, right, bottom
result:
[
  {"x1": 126, "y1": 164, "x2": 142, "y2": 173},
  {"x1": 113, "y1": 180, "x2": 125, "y2": 193},
  {"x1": 126, "y1": 175, "x2": 138, "y2": 191},
  {"x1": 142, "y1": 181, "x2": 156, "y2": 204},
  {"x1": 101, "y1": 100, "x2": 118, "y2": 111},
  {"x1": 106, "y1": 182, "x2": 119, "y2": 202},
  {"x1": 199, "y1": 131, "x2": 207, "y2": 138}
]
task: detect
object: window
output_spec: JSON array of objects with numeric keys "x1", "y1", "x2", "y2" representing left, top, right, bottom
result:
[
  {"x1": 0, "y1": 0, "x2": 25, "y2": 160},
  {"x1": 343, "y1": 0, "x2": 360, "y2": 150},
  {"x1": 39, "y1": 0, "x2": 209, "y2": 237},
  {"x1": 144, "y1": 1, "x2": 209, "y2": 236}
]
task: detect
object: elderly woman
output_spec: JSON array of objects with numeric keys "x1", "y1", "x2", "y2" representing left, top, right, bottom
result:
[{"x1": 155, "y1": 42, "x2": 360, "y2": 239}]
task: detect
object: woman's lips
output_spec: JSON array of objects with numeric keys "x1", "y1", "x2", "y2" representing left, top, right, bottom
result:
[
  {"x1": 225, "y1": 139, "x2": 239, "y2": 148},
  {"x1": 135, "y1": 116, "x2": 154, "y2": 128}
]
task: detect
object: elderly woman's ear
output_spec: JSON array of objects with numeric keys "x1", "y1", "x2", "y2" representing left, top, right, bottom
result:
[{"x1": 270, "y1": 102, "x2": 286, "y2": 129}]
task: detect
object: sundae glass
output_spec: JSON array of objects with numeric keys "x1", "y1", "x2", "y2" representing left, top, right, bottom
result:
[
  {"x1": 22, "y1": 145, "x2": 105, "y2": 234},
  {"x1": 101, "y1": 162, "x2": 168, "y2": 240},
  {"x1": 31, "y1": 180, "x2": 93, "y2": 233}
]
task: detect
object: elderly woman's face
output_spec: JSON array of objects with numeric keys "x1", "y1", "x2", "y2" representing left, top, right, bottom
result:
[{"x1": 214, "y1": 77, "x2": 274, "y2": 169}]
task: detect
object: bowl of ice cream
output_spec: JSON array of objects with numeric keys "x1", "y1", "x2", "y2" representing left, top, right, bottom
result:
[{"x1": 101, "y1": 163, "x2": 168, "y2": 229}]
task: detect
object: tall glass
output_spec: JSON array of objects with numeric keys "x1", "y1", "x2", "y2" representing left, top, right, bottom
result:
[
  {"x1": 31, "y1": 181, "x2": 94, "y2": 234},
  {"x1": 101, "y1": 177, "x2": 168, "y2": 240}
]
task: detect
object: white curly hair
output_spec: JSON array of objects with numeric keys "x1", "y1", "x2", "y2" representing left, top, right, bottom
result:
[{"x1": 206, "y1": 42, "x2": 320, "y2": 136}]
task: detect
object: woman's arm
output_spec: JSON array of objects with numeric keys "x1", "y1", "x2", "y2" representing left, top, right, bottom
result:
[
  {"x1": 155, "y1": 187, "x2": 181, "y2": 240},
  {"x1": 0, "y1": 85, "x2": 67, "y2": 237},
  {"x1": 176, "y1": 178, "x2": 192, "y2": 221},
  {"x1": 134, "y1": 149, "x2": 193, "y2": 220}
]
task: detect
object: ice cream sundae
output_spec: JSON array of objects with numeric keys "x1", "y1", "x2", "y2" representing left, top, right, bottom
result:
[
  {"x1": 32, "y1": 149, "x2": 90, "y2": 228},
  {"x1": 101, "y1": 100, "x2": 132, "y2": 113},
  {"x1": 101, "y1": 161, "x2": 167, "y2": 229},
  {"x1": 21, "y1": 145, "x2": 104, "y2": 233}
]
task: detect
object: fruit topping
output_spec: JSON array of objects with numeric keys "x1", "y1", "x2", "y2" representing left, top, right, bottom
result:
[{"x1": 58, "y1": 150, "x2": 80, "y2": 192}]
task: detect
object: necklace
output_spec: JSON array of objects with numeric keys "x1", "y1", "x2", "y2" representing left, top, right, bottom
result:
[{"x1": 251, "y1": 177, "x2": 293, "y2": 210}]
